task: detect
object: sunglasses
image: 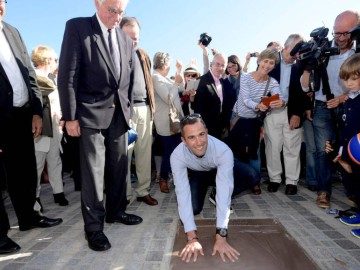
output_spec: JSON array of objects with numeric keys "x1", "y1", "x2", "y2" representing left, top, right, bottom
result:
[
  {"x1": 185, "y1": 74, "x2": 198, "y2": 78},
  {"x1": 180, "y1": 113, "x2": 202, "y2": 123}
]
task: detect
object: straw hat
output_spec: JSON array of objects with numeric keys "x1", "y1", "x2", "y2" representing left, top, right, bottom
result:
[{"x1": 183, "y1": 63, "x2": 200, "y2": 77}]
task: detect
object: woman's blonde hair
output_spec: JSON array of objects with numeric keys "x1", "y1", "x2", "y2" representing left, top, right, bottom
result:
[{"x1": 257, "y1": 48, "x2": 280, "y2": 65}]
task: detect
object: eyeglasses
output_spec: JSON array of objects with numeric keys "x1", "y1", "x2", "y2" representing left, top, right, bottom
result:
[
  {"x1": 332, "y1": 31, "x2": 350, "y2": 38},
  {"x1": 185, "y1": 74, "x2": 198, "y2": 78},
  {"x1": 107, "y1": 6, "x2": 126, "y2": 16},
  {"x1": 180, "y1": 113, "x2": 202, "y2": 123},
  {"x1": 227, "y1": 64, "x2": 238, "y2": 69}
]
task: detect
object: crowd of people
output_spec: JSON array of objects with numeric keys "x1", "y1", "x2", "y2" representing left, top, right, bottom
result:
[{"x1": 0, "y1": 0, "x2": 359, "y2": 263}]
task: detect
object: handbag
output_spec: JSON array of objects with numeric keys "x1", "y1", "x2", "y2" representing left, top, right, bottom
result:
[
  {"x1": 168, "y1": 95, "x2": 182, "y2": 135},
  {"x1": 230, "y1": 115, "x2": 240, "y2": 131},
  {"x1": 256, "y1": 77, "x2": 271, "y2": 125}
]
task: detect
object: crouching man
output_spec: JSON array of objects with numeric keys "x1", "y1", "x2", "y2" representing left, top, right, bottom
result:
[{"x1": 170, "y1": 113, "x2": 260, "y2": 263}]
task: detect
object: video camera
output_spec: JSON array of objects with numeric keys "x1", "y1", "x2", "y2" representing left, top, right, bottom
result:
[
  {"x1": 199, "y1": 33, "x2": 212, "y2": 47},
  {"x1": 349, "y1": 25, "x2": 360, "y2": 53},
  {"x1": 290, "y1": 27, "x2": 340, "y2": 69}
]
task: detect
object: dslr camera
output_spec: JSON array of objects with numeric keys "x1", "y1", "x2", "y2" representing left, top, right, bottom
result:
[
  {"x1": 199, "y1": 33, "x2": 212, "y2": 47},
  {"x1": 290, "y1": 27, "x2": 340, "y2": 97},
  {"x1": 290, "y1": 27, "x2": 339, "y2": 70}
]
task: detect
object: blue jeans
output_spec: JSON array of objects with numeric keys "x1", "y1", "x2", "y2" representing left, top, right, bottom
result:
[
  {"x1": 159, "y1": 134, "x2": 181, "y2": 180},
  {"x1": 303, "y1": 119, "x2": 317, "y2": 186},
  {"x1": 311, "y1": 102, "x2": 335, "y2": 195},
  {"x1": 189, "y1": 158, "x2": 260, "y2": 215}
]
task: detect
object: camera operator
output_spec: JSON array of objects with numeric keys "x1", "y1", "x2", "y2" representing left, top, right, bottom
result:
[{"x1": 300, "y1": 10, "x2": 359, "y2": 209}]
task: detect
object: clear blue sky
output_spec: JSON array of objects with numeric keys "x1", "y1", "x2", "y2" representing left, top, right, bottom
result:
[{"x1": 4, "y1": 0, "x2": 359, "y2": 73}]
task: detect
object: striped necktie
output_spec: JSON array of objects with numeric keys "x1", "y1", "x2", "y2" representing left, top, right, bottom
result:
[{"x1": 108, "y1": 29, "x2": 120, "y2": 80}]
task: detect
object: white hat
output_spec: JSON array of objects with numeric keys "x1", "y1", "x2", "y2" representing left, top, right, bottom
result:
[{"x1": 183, "y1": 63, "x2": 200, "y2": 77}]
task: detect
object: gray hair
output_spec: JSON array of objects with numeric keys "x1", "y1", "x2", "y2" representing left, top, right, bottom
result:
[
  {"x1": 212, "y1": 53, "x2": 227, "y2": 64},
  {"x1": 96, "y1": 0, "x2": 129, "y2": 7},
  {"x1": 284, "y1": 33, "x2": 304, "y2": 48},
  {"x1": 153, "y1": 52, "x2": 171, "y2": 70}
]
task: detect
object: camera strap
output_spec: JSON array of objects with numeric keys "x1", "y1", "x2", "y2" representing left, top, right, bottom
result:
[{"x1": 319, "y1": 65, "x2": 334, "y2": 100}]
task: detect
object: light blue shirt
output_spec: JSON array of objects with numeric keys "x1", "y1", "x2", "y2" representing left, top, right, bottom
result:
[{"x1": 279, "y1": 53, "x2": 293, "y2": 103}]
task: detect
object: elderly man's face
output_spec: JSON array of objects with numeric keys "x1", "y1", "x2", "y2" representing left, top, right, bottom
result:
[
  {"x1": 210, "y1": 55, "x2": 227, "y2": 78},
  {"x1": 282, "y1": 39, "x2": 301, "y2": 64},
  {"x1": 95, "y1": 0, "x2": 127, "y2": 29}
]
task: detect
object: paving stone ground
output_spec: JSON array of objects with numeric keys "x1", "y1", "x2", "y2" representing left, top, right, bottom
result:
[{"x1": 1, "y1": 172, "x2": 360, "y2": 270}]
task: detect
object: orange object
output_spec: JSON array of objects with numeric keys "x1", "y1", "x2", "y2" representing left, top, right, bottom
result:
[{"x1": 261, "y1": 93, "x2": 280, "y2": 107}]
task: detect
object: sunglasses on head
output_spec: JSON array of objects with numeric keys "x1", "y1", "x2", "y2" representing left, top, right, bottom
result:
[
  {"x1": 185, "y1": 74, "x2": 198, "y2": 78},
  {"x1": 180, "y1": 113, "x2": 202, "y2": 123}
]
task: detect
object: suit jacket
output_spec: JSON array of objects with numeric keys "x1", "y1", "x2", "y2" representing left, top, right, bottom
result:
[
  {"x1": 0, "y1": 22, "x2": 43, "y2": 124},
  {"x1": 57, "y1": 15, "x2": 135, "y2": 130},
  {"x1": 136, "y1": 48, "x2": 155, "y2": 116},
  {"x1": 192, "y1": 71, "x2": 235, "y2": 138},
  {"x1": 268, "y1": 56, "x2": 309, "y2": 128}
]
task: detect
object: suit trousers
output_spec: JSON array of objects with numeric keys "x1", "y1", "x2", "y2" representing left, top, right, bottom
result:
[
  {"x1": 126, "y1": 105, "x2": 153, "y2": 199},
  {"x1": 79, "y1": 105, "x2": 128, "y2": 233},
  {"x1": 0, "y1": 106, "x2": 39, "y2": 236},
  {"x1": 35, "y1": 138, "x2": 64, "y2": 197},
  {"x1": 264, "y1": 107, "x2": 302, "y2": 185}
]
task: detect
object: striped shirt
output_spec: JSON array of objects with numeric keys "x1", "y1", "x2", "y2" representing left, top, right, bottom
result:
[{"x1": 233, "y1": 72, "x2": 281, "y2": 118}]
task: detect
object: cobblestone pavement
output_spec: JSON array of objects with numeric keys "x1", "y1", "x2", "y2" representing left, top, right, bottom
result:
[{"x1": 1, "y1": 173, "x2": 360, "y2": 270}]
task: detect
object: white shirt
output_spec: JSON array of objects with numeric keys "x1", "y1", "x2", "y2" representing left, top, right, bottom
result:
[
  {"x1": 95, "y1": 13, "x2": 118, "y2": 53},
  {"x1": 0, "y1": 22, "x2": 29, "y2": 107}
]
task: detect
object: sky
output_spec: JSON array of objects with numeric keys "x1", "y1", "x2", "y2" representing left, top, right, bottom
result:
[{"x1": 3, "y1": 0, "x2": 360, "y2": 73}]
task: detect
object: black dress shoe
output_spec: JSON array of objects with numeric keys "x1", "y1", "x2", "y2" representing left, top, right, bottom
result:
[
  {"x1": 85, "y1": 231, "x2": 111, "y2": 251},
  {"x1": 53, "y1": 192, "x2": 69, "y2": 206},
  {"x1": 137, "y1": 194, "x2": 158, "y2": 205},
  {"x1": 0, "y1": 236, "x2": 21, "y2": 254},
  {"x1": 19, "y1": 216, "x2": 63, "y2": 231},
  {"x1": 106, "y1": 213, "x2": 143, "y2": 225},
  {"x1": 285, "y1": 184, "x2": 298, "y2": 195},
  {"x1": 267, "y1": 182, "x2": 280, "y2": 193}
]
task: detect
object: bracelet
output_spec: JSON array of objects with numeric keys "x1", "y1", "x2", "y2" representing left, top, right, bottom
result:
[{"x1": 187, "y1": 237, "x2": 199, "y2": 242}]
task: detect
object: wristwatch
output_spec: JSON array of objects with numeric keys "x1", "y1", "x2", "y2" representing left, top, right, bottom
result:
[{"x1": 216, "y1": 228, "x2": 228, "y2": 238}]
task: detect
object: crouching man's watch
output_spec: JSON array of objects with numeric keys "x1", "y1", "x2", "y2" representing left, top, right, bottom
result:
[{"x1": 216, "y1": 228, "x2": 228, "y2": 238}]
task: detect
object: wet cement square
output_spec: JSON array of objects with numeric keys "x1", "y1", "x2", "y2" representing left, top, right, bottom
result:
[{"x1": 170, "y1": 218, "x2": 320, "y2": 270}]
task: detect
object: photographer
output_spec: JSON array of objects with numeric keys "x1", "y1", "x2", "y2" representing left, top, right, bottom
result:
[{"x1": 300, "y1": 10, "x2": 359, "y2": 209}]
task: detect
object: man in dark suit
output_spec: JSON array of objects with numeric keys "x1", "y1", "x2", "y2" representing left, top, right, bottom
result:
[
  {"x1": 193, "y1": 53, "x2": 235, "y2": 140},
  {"x1": 265, "y1": 34, "x2": 309, "y2": 195},
  {"x1": 0, "y1": 1, "x2": 62, "y2": 255},
  {"x1": 57, "y1": 0, "x2": 142, "y2": 252}
]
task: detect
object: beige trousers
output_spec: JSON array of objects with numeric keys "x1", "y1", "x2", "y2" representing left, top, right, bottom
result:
[
  {"x1": 264, "y1": 107, "x2": 302, "y2": 185},
  {"x1": 127, "y1": 105, "x2": 153, "y2": 199}
]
